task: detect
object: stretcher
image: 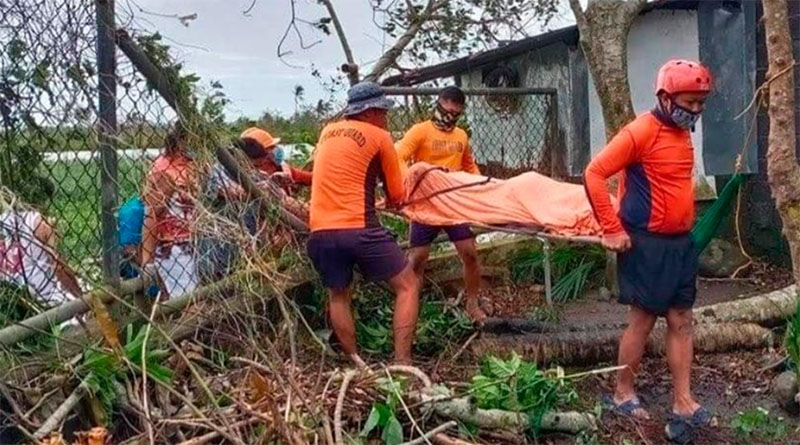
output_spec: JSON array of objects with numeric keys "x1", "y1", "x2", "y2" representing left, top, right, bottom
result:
[
  {"x1": 395, "y1": 163, "x2": 608, "y2": 306},
  {"x1": 467, "y1": 222, "x2": 601, "y2": 306}
]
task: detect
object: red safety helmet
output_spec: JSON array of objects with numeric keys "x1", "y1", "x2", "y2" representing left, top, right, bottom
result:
[{"x1": 655, "y1": 59, "x2": 713, "y2": 95}]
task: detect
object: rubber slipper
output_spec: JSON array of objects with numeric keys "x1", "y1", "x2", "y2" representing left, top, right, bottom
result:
[
  {"x1": 665, "y1": 406, "x2": 716, "y2": 444},
  {"x1": 669, "y1": 406, "x2": 715, "y2": 427},
  {"x1": 602, "y1": 394, "x2": 649, "y2": 420}
]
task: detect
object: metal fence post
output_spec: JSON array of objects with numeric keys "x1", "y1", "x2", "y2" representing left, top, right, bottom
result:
[{"x1": 96, "y1": 0, "x2": 119, "y2": 288}]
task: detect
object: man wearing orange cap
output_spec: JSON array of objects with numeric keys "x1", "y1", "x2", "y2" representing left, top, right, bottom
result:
[
  {"x1": 584, "y1": 60, "x2": 715, "y2": 435},
  {"x1": 210, "y1": 127, "x2": 312, "y2": 221},
  {"x1": 238, "y1": 127, "x2": 313, "y2": 187}
]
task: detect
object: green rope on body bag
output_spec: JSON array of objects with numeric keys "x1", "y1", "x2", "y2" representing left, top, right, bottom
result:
[
  {"x1": 689, "y1": 90, "x2": 761, "y2": 255},
  {"x1": 690, "y1": 172, "x2": 746, "y2": 253}
]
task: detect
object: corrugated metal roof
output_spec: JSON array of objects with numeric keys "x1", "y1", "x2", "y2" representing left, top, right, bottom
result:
[{"x1": 381, "y1": 0, "x2": 704, "y2": 86}]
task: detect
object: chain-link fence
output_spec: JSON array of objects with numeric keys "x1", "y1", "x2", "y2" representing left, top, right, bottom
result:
[
  {"x1": 0, "y1": 0, "x2": 565, "y2": 328},
  {"x1": 384, "y1": 87, "x2": 564, "y2": 179},
  {"x1": 0, "y1": 0, "x2": 181, "y2": 319}
]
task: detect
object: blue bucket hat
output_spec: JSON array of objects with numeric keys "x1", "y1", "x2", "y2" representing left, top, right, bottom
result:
[{"x1": 343, "y1": 82, "x2": 394, "y2": 116}]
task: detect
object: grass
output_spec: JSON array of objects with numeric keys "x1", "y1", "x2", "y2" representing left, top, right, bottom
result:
[
  {"x1": 511, "y1": 244, "x2": 606, "y2": 303},
  {"x1": 42, "y1": 159, "x2": 147, "y2": 275},
  {"x1": 784, "y1": 300, "x2": 800, "y2": 379},
  {"x1": 730, "y1": 407, "x2": 790, "y2": 441}
]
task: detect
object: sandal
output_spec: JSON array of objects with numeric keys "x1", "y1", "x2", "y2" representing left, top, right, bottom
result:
[
  {"x1": 602, "y1": 394, "x2": 650, "y2": 420},
  {"x1": 665, "y1": 406, "x2": 715, "y2": 444}
]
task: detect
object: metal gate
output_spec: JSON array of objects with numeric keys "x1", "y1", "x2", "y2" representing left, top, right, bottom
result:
[{"x1": 383, "y1": 87, "x2": 565, "y2": 179}]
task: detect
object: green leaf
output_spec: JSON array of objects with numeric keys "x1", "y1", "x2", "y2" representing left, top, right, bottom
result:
[
  {"x1": 7, "y1": 39, "x2": 26, "y2": 61},
  {"x1": 382, "y1": 415, "x2": 403, "y2": 445},
  {"x1": 375, "y1": 403, "x2": 392, "y2": 427},
  {"x1": 31, "y1": 62, "x2": 51, "y2": 90},
  {"x1": 360, "y1": 405, "x2": 382, "y2": 437}
]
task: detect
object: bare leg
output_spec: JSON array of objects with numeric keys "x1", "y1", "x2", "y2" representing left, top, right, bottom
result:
[
  {"x1": 328, "y1": 286, "x2": 360, "y2": 364},
  {"x1": 407, "y1": 246, "x2": 430, "y2": 286},
  {"x1": 387, "y1": 265, "x2": 421, "y2": 365},
  {"x1": 614, "y1": 305, "x2": 657, "y2": 419},
  {"x1": 666, "y1": 308, "x2": 701, "y2": 417},
  {"x1": 453, "y1": 238, "x2": 485, "y2": 323}
]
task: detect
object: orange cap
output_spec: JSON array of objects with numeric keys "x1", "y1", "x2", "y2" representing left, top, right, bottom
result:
[{"x1": 240, "y1": 127, "x2": 281, "y2": 150}]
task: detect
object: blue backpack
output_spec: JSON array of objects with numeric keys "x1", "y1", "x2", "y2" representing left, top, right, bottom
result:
[
  {"x1": 119, "y1": 196, "x2": 145, "y2": 247},
  {"x1": 118, "y1": 196, "x2": 159, "y2": 297}
]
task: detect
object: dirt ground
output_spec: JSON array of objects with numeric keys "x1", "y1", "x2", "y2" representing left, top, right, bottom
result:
[{"x1": 425, "y1": 264, "x2": 800, "y2": 445}]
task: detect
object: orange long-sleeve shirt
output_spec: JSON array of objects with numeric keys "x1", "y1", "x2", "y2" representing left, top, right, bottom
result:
[
  {"x1": 584, "y1": 112, "x2": 695, "y2": 235},
  {"x1": 251, "y1": 157, "x2": 312, "y2": 186},
  {"x1": 309, "y1": 120, "x2": 405, "y2": 231},
  {"x1": 396, "y1": 120, "x2": 480, "y2": 174}
]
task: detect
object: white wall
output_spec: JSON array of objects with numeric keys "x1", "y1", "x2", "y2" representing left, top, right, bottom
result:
[{"x1": 587, "y1": 9, "x2": 715, "y2": 197}]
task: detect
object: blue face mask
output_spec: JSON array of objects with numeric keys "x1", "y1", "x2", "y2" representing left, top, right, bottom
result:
[
  {"x1": 272, "y1": 146, "x2": 285, "y2": 165},
  {"x1": 669, "y1": 102, "x2": 700, "y2": 130}
]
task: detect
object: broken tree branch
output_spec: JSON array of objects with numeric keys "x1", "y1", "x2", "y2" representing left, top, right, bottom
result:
[
  {"x1": 318, "y1": 0, "x2": 359, "y2": 85},
  {"x1": 401, "y1": 421, "x2": 457, "y2": 445},
  {"x1": 175, "y1": 418, "x2": 262, "y2": 445},
  {"x1": 34, "y1": 378, "x2": 91, "y2": 439},
  {"x1": 0, "y1": 276, "x2": 147, "y2": 347},
  {"x1": 418, "y1": 386, "x2": 596, "y2": 434},
  {"x1": 364, "y1": 0, "x2": 440, "y2": 82},
  {"x1": 334, "y1": 369, "x2": 359, "y2": 445}
]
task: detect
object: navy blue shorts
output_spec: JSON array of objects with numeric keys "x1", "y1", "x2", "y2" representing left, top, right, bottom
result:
[
  {"x1": 409, "y1": 222, "x2": 474, "y2": 248},
  {"x1": 618, "y1": 230, "x2": 698, "y2": 316},
  {"x1": 308, "y1": 227, "x2": 407, "y2": 289}
]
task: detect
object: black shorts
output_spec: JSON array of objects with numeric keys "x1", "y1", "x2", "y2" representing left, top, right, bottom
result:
[
  {"x1": 307, "y1": 227, "x2": 407, "y2": 289},
  {"x1": 618, "y1": 230, "x2": 698, "y2": 316},
  {"x1": 409, "y1": 222, "x2": 474, "y2": 248}
]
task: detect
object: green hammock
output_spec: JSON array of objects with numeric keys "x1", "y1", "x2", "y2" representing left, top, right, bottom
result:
[{"x1": 690, "y1": 173, "x2": 746, "y2": 253}]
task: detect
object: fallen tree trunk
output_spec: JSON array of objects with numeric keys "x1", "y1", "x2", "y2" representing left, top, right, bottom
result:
[
  {"x1": 1, "y1": 270, "x2": 264, "y2": 384},
  {"x1": 0, "y1": 276, "x2": 148, "y2": 348},
  {"x1": 473, "y1": 322, "x2": 774, "y2": 365},
  {"x1": 418, "y1": 386, "x2": 596, "y2": 434},
  {"x1": 512, "y1": 284, "x2": 798, "y2": 335},
  {"x1": 694, "y1": 285, "x2": 798, "y2": 327}
]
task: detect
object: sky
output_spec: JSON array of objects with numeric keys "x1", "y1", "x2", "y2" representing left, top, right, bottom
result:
[{"x1": 127, "y1": 0, "x2": 574, "y2": 119}]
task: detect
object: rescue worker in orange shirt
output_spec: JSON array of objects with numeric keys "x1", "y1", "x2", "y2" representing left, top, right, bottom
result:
[
  {"x1": 212, "y1": 127, "x2": 312, "y2": 222},
  {"x1": 396, "y1": 86, "x2": 486, "y2": 323},
  {"x1": 584, "y1": 60, "x2": 715, "y2": 436},
  {"x1": 308, "y1": 82, "x2": 421, "y2": 366}
]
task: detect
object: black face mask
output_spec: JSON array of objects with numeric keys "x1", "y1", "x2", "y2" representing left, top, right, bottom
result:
[
  {"x1": 655, "y1": 96, "x2": 701, "y2": 130},
  {"x1": 432, "y1": 102, "x2": 461, "y2": 131}
]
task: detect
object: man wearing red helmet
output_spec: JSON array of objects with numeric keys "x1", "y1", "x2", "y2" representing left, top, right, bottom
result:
[{"x1": 584, "y1": 60, "x2": 714, "y2": 429}]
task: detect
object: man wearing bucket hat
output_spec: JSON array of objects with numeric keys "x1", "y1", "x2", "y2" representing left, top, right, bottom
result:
[
  {"x1": 308, "y1": 81, "x2": 420, "y2": 366},
  {"x1": 584, "y1": 60, "x2": 715, "y2": 438}
]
